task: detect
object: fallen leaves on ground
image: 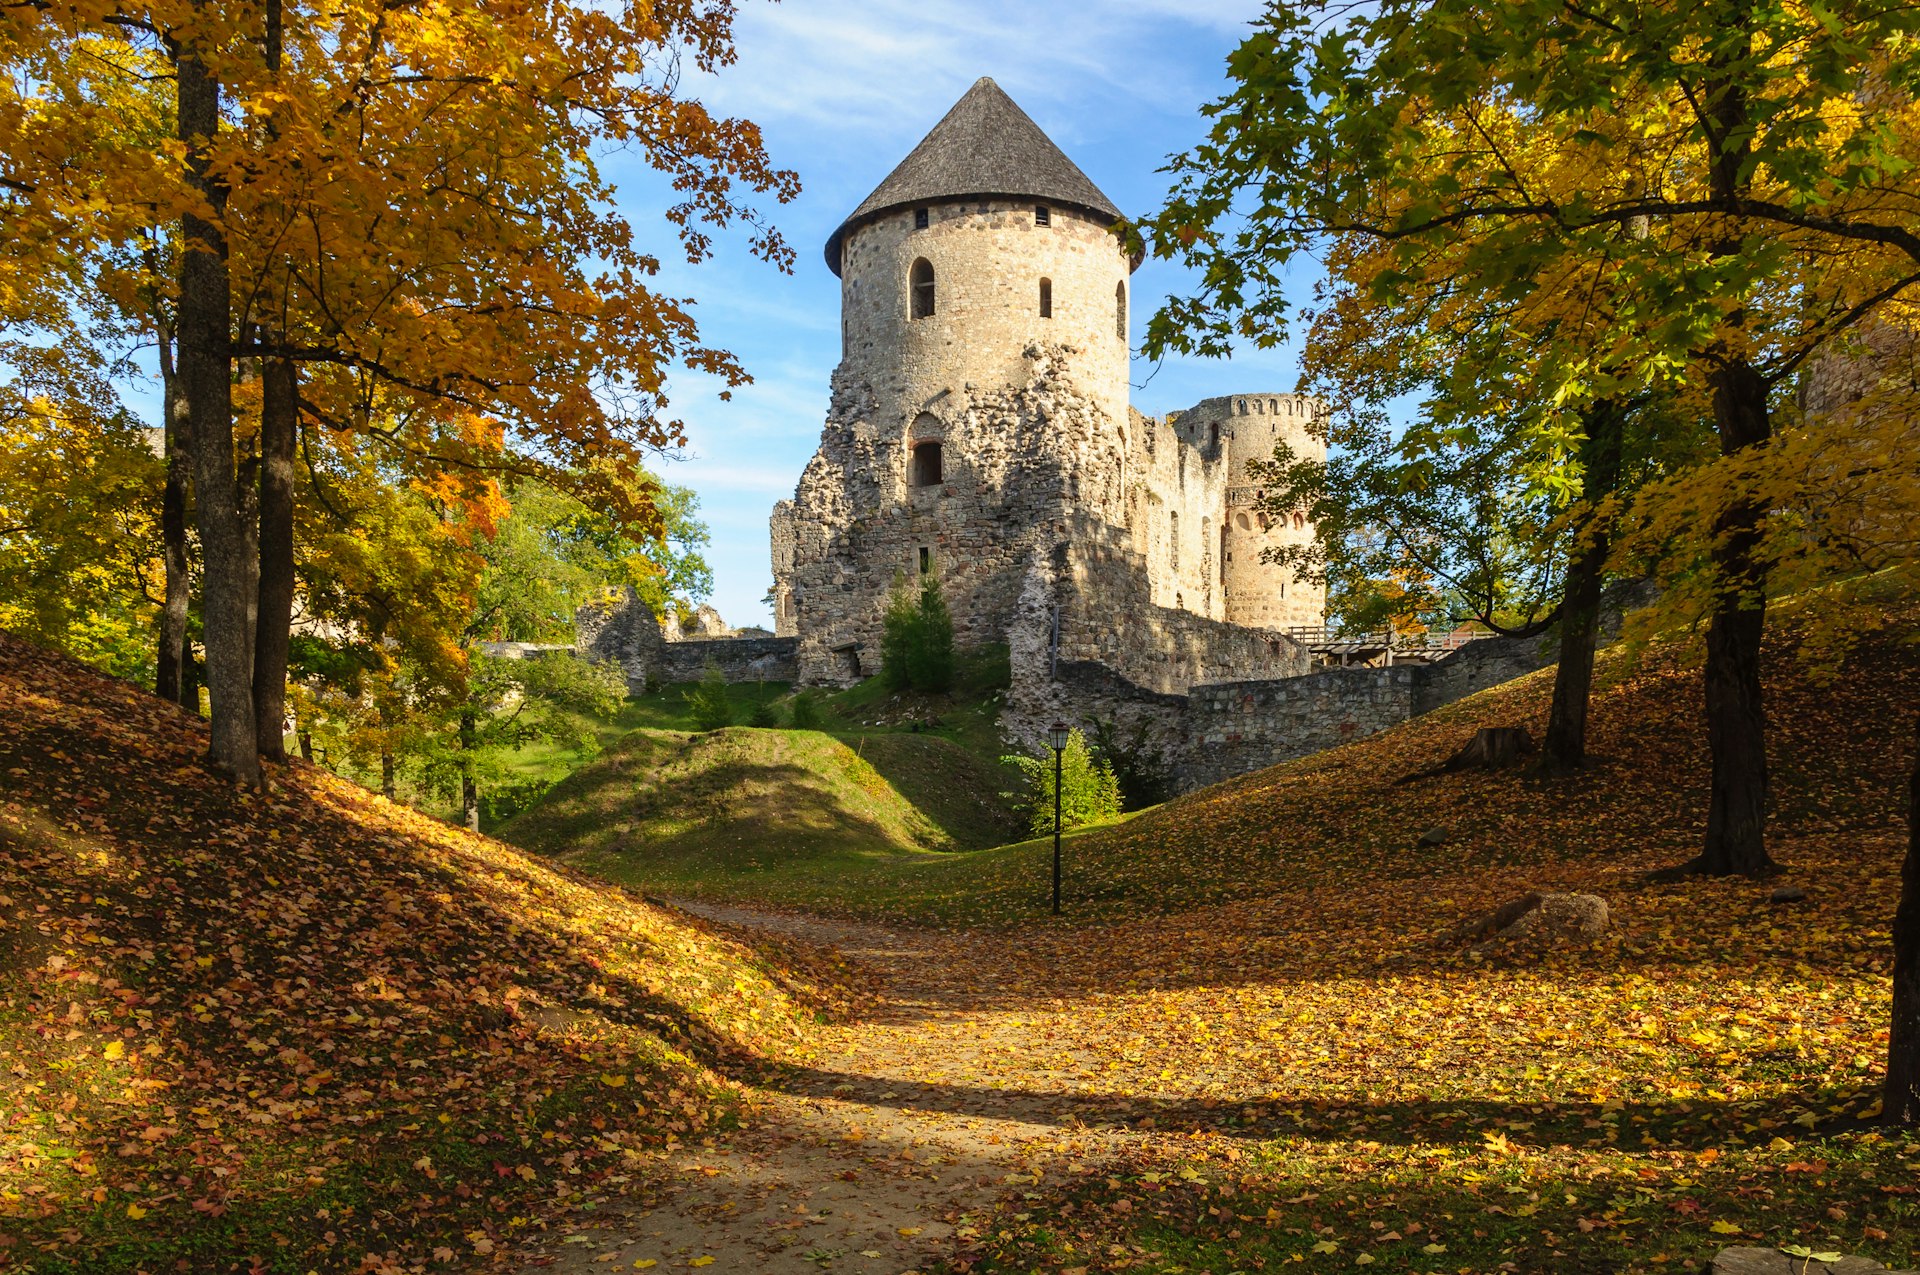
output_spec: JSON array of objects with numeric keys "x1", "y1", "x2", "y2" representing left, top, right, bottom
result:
[{"x1": 0, "y1": 634, "x2": 862, "y2": 1272}]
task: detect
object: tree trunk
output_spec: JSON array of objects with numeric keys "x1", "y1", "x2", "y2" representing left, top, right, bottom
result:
[
  {"x1": 1886, "y1": 714, "x2": 1920, "y2": 1125},
  {"x1": 176, "y1": 36, "x2": 259, "y2": 784},
  {"x1": 298, "y1": 730, "x2": 313, "y2": 763},
  {"x1": 459, "y1": 709, "x2": 480, "y2": 831},
  {"x1": 155, "y1": 330, "x2": 194, "y2": 706},
  {"x1": 1678, "y1": 39, "x2": 1773, "y2": 877},
  {"x1": 381, "y1": 752, "x2": 396, "y2": 802},
  {"x1": 254, "y1": 355, "x2": 297, "y2": 760},
  {"x1": 1689, "y1": 359, "x2": 1775, "y2": 876},
  {"x1": 1541, "y1": 398, "x2": 1625, "y2": 774}
]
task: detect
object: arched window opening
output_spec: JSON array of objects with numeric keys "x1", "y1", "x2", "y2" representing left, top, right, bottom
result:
[
  {"x1": 1293, "y1": 512, "x2": 1306, "y2": 530},
  {"x1": 1115, "y1": 282, "x2": 1127, "y2": 340},
  {"x1": 1035, "y1": 205, "x2": 1051, "y2": 226},
  {"x1": 1208, "y1": 422, "x2": 1219, "y2": 451},
  {"x1": 1039, "y1": 277, "x2": 1052, "y2": 318},
  {"x1": 910, "y1": 440, "x2": 943, "y2": 487},
  {"x1": 910, "y1": 258, "x2": 935, "y2": 319}
]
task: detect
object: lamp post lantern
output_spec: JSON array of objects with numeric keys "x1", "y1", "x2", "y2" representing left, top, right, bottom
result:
[{"x1": 1047, "y1": 722, "x2": 1070, "y2": 915}]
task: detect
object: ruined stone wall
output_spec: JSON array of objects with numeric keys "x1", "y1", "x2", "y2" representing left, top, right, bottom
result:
[
  {"x1": 1176, "y1": 631, "x2": 1554, "y2": 790},
  {"x1": 770, "y1": 501, "x2": 798, "y2": 638},
  {"x1": 1126, "y1": 408, "x2": 1230, "y2": 618},
  {"x1": 1180, "y1": 667, "x2": 1423, "y2": 790},
  {"x1": 776, "y1": 348, "x2": 1127, "y2": 685},
  {"x1": 576, "y1": 591, "x2": 797, "y2": 692},
  {"x1": 1000, "y1": 544, "x2": 1310, "y2": 756}
]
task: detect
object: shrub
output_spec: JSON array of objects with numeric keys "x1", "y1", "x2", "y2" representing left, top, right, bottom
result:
[
  {"x1": 1087, "y1": 715, "x2": 1173, "y2": 811},
  {"x1": 1002, "y1": 728, "x2": 1122, "y2": 836},
  {"x1": 788, "y1": 690, "x2": 822, "y2": 730},
  {"x1": 879, "y1": 572, "x2": 956, "y2": 693},
  {"x1": 682, "y1": 664, "x2": 734, "y2": 731},
  {"x1": 746, "y1": 681, "x2": 778, "y2": 727}
]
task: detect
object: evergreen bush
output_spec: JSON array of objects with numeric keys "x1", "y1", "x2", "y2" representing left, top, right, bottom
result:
[
  {"x1": 1002, "y1": 728, "x2": 1122, "y2": 836},
  {"x1": 879, "y1": 572, "x2": 956, "y2": 693},
  {"x1": 788, "y1": 690, "x2": 821, "y2": 730},
  {"x1": 682, "y1": 664, "x2": 734, "y2": 731}
]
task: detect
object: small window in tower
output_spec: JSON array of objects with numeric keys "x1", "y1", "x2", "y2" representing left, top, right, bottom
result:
[
  {"x1": 1115, "y1": 282, "x2": 1127, "y2": 340},
  {"x1": 909, "y1": 258, "x2": 935, "y2": 319},
  {"x1": 1039, "y1": 278, "x2": 1052, "y2": 318},
  {"x1": 1209, "y1": 422, "x2": 1219, "y2": 450},
  {"x1": 910, "y1": 440, "x2": 943, "y2": 487},
  {"x1": 918, "y1": 546, "x2": 931, "y2": 575},
  {"x1": 1035, "y1": 205, "x2": 1051, "y2": 226},
  {"x1": 1294, "y1": 512, "x2": 1306, "y2": 530},
  {"x1": 914, "y1": 207, "x2": 929, "y2": 230}
]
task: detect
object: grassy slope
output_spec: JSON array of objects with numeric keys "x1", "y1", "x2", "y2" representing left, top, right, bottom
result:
[
  {"x1": 499, "y1": 723, "x2": 1024, "y2": 896},
  {"x1": 595, "y1": 596, "x2": 1917, "y2": 927},
  {"x1": 0, "y1": 636, "x2": 850, "y2": 1274}
]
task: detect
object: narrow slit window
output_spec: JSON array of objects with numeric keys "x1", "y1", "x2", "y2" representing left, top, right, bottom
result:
[
  {"x1": 910, "y1": 258, "x2": 935, "y2": 319},
  {"x1": 914, "y1": 207, "x2": 929, "y2": 230},
  {"x1": 1039, "y1": 277, "x2": 1052, "y2": 318},
  {"x1": 1115, "y1": 281, "x2": 1127, "y2": 340},
  {"x1": 918, "y1": 547, "x2": 931, "y2": 574},
  {"x1": 910, "y1": 440, "x2": 943, "y2": 487},
  {"x1": 1035, "y1": 205, "x2": 1051, "y2": 226}
]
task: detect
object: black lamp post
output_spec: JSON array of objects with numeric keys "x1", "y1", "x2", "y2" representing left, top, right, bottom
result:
[{"x1": 1048, "y1": 721, "x2": 1069, "y2": 915}]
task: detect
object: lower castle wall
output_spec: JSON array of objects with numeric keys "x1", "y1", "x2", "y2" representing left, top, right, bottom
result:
[
  {"x1": 1175, "y1": 632, "x2": 1551, "y2": 789},
  {"x1": 576, "y1": 591, "x2": 797, "y2": 692}
]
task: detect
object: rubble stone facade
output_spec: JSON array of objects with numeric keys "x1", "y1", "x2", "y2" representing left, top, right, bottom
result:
[{"x1": 771, "y1": 78, "x2": 1325, "y2": 692}]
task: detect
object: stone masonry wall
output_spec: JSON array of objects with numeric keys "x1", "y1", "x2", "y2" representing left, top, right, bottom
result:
[
  {"x1": 1176, "y1": 631, "x2": 1553, "y2": 790},
  {"x1": 576, "y1": 590, "x2": 796, "y2": 692}
]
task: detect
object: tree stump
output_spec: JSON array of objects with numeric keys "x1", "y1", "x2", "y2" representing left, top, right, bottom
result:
[{"x1": 1397, "y1": 727, "x2": 1534, "y2": 784}]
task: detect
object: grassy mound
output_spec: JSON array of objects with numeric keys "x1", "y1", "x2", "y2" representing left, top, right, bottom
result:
[
  {"x1": 582, "y1": 595, "x2": 1918, "y2": 925},
  {"x1": 500, "y1": 723, "x2": 1024, "y2": 893},
  {"x1": 0, "y1": 635, "x2": 848, "y2": 1274}
]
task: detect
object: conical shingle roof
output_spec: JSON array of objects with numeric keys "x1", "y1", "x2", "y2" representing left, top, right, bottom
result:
[{"x1": 824, "y1": 77, "x2": 1127, "y2": 276}]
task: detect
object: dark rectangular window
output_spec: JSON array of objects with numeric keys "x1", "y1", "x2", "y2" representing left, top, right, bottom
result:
[
  {"x1": 918, "y1": 547, "x2": 931, "y2": 574},
  {"x1": 914, "y1": 207, "x2": 929, "y2": 230},
  {"x1": 1035, "y1": 205, "x2": 1051, "y2": 226},
  {"x1": 910, "y1": 440, "x2": 943, "y2": 487},
  {"x1": 1039, "y1": 277, "x2": 1052, "y2": 318}
]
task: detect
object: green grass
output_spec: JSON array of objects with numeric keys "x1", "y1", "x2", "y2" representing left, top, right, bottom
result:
[{"x1": 498, "y1": 723, "x2": 1036, "y2": 903}]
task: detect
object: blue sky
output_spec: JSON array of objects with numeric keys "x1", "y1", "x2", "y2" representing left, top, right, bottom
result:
[{"x1": 607, "y1": 0, "x2": 1314, "y2": 628}]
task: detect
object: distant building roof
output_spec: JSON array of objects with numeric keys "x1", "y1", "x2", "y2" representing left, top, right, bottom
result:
[{"x1": 824, "y1": 77, "x2": 1129, "y2": 276}]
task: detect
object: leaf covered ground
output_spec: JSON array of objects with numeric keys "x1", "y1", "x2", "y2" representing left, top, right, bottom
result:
[
  {"x1": 498, "y1": 597, "x2": 1918, "y2": 1274},
  {"x1": 0, "y1": 635, "x2": 860, "y2": 1273}
]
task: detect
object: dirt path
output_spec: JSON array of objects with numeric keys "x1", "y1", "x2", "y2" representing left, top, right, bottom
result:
[{"x1": 515, "y1": 902, "x2": 1124, "y2": 1274}]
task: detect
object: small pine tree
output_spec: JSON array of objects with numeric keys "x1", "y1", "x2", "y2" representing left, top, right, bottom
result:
[
  {"x1": 879, "y1": 571, "x2": 957, "y2": 693},
  {"x1": 879, "y1": 575, "x2": 919, "y2": 691},
  {"x1": 1002, "y1": 729, "x2": 1122, "y2": 837},
  {"x1": 907, "y1": 573, "x2": 955, "y2": 692},
  {"x1": 682, "y1": 663, "x2": 734, "y2": 731},
  {"x1": 788, "y1": 689, "x2": 821, "y2": 730}
]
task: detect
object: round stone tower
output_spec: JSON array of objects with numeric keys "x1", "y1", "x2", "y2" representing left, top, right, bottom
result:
[
  {"x1": 1173, "y1": 393, "x2": 1327, "y2": 633},
  {"x1": 825, "y1": 77, "x2": 1139, "y2": 487}
]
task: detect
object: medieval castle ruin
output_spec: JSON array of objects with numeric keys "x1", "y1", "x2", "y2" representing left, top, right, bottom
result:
[{"x1": 580, "y1": 78, "x2": 1553, "y2": 788}]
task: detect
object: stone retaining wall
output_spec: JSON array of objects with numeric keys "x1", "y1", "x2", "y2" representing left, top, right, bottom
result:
[{"x1": 575, "y1": 591, "x2": 797, "y2": 692}]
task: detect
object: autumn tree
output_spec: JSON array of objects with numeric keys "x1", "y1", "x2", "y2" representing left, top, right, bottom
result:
[
  {"x1": 3, "y1": 0, "x2": 796, "y2": 785},
  {"x1": 1143, "y1": 0, "x2": 1920, "y2": 875}
]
